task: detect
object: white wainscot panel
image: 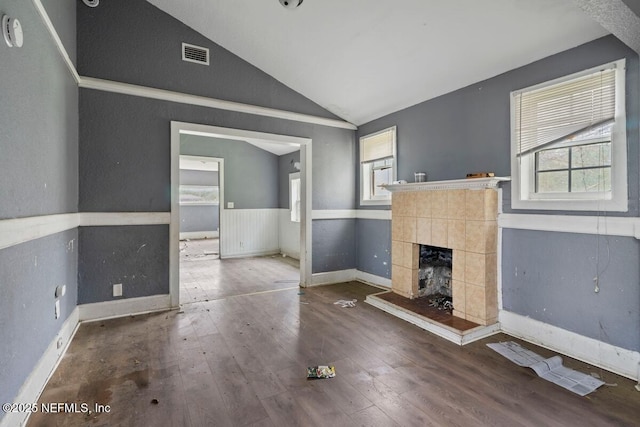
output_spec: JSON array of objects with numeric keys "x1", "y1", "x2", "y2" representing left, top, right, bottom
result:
[
  {"x1": 221, "y1": 209, "x2": 280, "y2": 258},
  {"x1": 278, "y1": 209, "x2": 300, "y2": 259}
]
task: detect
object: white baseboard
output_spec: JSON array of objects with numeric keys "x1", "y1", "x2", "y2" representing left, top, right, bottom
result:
[
  {"x1": 1, "y1": 307, "x2": 80, "y2": 427},
  {"x1": 310, "y1": 269, "x2": 357, "y2": 286},
  {"x1": 500, "y1": 310, "x2": 640, "y2": 381},
  {"x1": 309, "y1": 269, "x2": 390, "y2": 289},
  {"x1": 355, "y1": 270, "x2": 391, "y2": 289},
  {"x1": 78, "y1": 295, "x2": 172, "y2": 322},
  {"x1": 221, "y1": 249, "x2": 281, "y2": 259},
  {"x1": 180, "y1": 231, "x2": 218, "y2": 240}
]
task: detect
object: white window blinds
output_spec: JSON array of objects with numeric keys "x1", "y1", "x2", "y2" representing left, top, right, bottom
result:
[
  {"x1": 514, "y1": 66, "x2": 616, "y2": 156},
  {"x1": 361, "y1": 128, "x2": 395, "y2": 163}
]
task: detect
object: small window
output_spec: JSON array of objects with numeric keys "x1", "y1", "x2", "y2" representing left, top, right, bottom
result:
[
  {"x1": 179, "y1": 185, "x2": 219, "y2": 205},
  {"x1": 511, "y1": 59, "x2": 627, "y2": 211},
  {"x1": 360, "y1": 126, "x2": 397, "y2": 205},
  {"x1": 290, "y1": 173, "x2": 301, "y2": 223}
]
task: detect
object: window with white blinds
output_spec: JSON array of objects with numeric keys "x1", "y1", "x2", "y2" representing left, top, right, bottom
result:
[
  {"x1": 360, "y1": 126, "x2": 397, "y2": 204},
  {"x1": 514, "y1": 67, "x2": 616, "y2": 157},
  {"x1": 510, "y1": 58, "x2": 627, "y2": 212}
]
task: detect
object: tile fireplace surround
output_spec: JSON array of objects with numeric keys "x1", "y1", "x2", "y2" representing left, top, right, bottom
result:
[{"x1": 387, "y1": 177, "x2": 509, "y2": 327}]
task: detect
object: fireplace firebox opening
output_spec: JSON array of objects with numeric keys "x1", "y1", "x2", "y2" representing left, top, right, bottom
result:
[{"x1": 418, "y1": 244, "x2": 453, "y2": 311}]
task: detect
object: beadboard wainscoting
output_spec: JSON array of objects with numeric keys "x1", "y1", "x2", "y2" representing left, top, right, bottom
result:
[{"x1": 220, "y1": 209, "x2": 280, "y2": 258}]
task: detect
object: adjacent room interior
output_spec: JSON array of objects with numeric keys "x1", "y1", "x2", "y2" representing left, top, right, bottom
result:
[{"x1": 1, "y1": 0, "x2": 639, "y2": 425}]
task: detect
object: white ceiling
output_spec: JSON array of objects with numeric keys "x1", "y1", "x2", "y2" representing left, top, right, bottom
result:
[{"x1": 148, "y1": 0, "x2": 609, "y2": 126}]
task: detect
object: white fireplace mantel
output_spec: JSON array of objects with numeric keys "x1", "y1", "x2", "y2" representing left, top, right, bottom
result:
[{"x1": 383, "y1": 177, "x2": 510, "y2": 192}]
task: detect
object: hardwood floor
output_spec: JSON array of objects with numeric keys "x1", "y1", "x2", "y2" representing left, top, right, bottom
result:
[
  {"x1": 29, "y1": 280, "x2": 639, "y2": 426},
  {"x1": 180, "y1": 238, "x2": 300, "y2": 303}
]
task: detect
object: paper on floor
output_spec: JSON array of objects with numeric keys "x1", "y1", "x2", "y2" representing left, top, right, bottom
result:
[{"x1": 487, "y1": 341, "x2": 605, "y2": 396}]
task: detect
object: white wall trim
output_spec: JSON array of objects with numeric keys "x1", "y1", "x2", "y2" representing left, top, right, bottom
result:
[
  {"x1": 79, "y1": 212, "x2": 171, "y2": 226},
  {"x1": 312, "y1": 210, "x2": 357, "y2": 220},
  {"x1": 180, "y1": 231, "x2": 218, "y2": 240},
  {"x1": 355, "y1": 270, "x2": 391, "y2": 288},
  {"x1": 80, "y1": 77, "x2": 356, "y2": 130},
  {"x1": 0, "y1": 212, "x2": 172, "y2": 251},
  {"x1": 500, "y1": 310, "x2": 640, "y2": 381},
  {"x1": 311, "y1": 210, "x2": 391, "y2": 220},
  {"x1": 78, "y1": 295, "x2": 171, "y2": 322},
  {"x1": 1, "y1": 307, "x2": 80, "y2": 427},
  {"x1": 357, "y1": 210, "x2": 391, "y2": 220},
  {"x1": 499, "y1": 213, "x2": 640, "y2": 239},
  {"x1": 32, "y1": 0, "x2": 81, "y2": 84},
  {"x1": 0, "y1": 213, "x2": 79, "y2": 251},
  {"x1": 311, "y1": 269, "x2": 357, "y2": 286}
]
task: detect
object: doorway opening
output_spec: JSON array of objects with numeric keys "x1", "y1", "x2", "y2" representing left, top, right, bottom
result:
[{"x1": 170, "y1": 122, "x2": 312, "y2": 307}]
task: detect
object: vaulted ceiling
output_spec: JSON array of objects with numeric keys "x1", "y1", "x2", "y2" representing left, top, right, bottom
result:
[{"x1": 147, "y1": 0, "x2": 613, "y2": 126}]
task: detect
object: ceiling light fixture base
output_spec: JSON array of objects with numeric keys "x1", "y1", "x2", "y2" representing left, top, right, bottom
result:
[
  {"x1": 279, "y1": 0, "x2": 303, "y2": 9},
  {"x1": 2, "y1": 15, "x2": 23, "y2": 48}
]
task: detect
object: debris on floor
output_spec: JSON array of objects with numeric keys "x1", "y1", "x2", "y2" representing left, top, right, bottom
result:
[
  {"x1": 334, "y1": 299, "x2": 357, "y2": 308},
  {"x1": 487, "y1": 341, "x2": 605, "y2": 396},
  {"x1": 307, "y1": 365, "x2": 336, "y2": 379},
  {"x1": 150, "y1": 399, "x2": 159, "y2": 405}
]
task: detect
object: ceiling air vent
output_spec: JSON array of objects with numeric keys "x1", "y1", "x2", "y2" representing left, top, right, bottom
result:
[{"x1": 182, "y1": 42, "x2": 209, "y2": 65}]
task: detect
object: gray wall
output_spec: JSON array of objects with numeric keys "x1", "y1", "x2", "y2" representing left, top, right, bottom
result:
[
  {"x1": 0, "y1": 230, "x2": 78, "y2": 409},
  {"x1": 78, "y1": 226, "x2": 169, "y2": 304},
  {"x1": 77, "y1": 0, "x2": 357, "y2": 284},
  {"x1": 181, "y1": 135, "x2": 278, "y2": 209},
  {"x1": 0, "y1": 0, "x2": 78, "y2": 413},
  {"x1": 180, "y1": 169, "x2": 219, "y2": 233},
  {"x1": 313, "y1": 219, "x2": 357, "y2": 273},
  {"x1": 503, "y1": 230, "x2": 639, "y2": 351},
  {"x1": 0, "y1": 0, "x2": 78, "y2": 219},
  {"x1": 355, "y1": 35, "x2": 640, "y2": 353},
  {"x1": 279, "y1": 151, "x2": 301, "y2": 209},
  {"x1": 357, "y1": 36, "x2": 638, "y2": 215},
  {"x1": 76, "y1": 0, "x2": 339, "y2": 121},
  {"x1": 356, "y1": 219, "x2": 391, "y2": 279}
]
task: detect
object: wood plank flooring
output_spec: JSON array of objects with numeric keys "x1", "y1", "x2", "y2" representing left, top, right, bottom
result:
[
  {"x1": 180, "y1": 239, "x2": 300, "y2": 303},
  {"x1": 28, "y1": 278, "x2": 639, "y2": 426}
]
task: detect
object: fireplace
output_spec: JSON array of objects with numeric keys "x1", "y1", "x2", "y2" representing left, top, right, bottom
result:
[{"x1": 388, "y1": 178, "x2": 506, "y2": 326}]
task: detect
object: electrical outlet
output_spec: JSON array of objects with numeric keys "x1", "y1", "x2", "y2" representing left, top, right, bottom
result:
[
  {"x1": 113, "y1": 283, "x2": 123, "y2": 297},
  {"x1": 227, "y1": 202, "x2": 234, "y2": 209}
]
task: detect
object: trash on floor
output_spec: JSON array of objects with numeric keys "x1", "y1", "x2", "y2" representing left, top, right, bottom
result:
[
  {"x1": 487, "y1": 341, "x2": 605, "y2": 396},
  {"x1": 334, "y1": 299, "x2": 357, "y2": 308},
  {"x1": 307, "y1": 365, "x2": 336, "y2": 379}
]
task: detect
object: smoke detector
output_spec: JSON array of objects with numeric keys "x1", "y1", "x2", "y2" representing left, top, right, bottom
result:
[
  {"x1": 2, "y1": 15, "x2": 23, "y2": 48},
  {"x1": 279, "y1": 0, "x2": 303, "y2": 9},
  {"x1": 82, "y1": 0, "x2": 100, "y2": 7}
]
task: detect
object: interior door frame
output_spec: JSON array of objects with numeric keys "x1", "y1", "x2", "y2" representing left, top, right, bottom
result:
[{"x1": 169, "y1": 121, "x2": 312, "y2": 307}]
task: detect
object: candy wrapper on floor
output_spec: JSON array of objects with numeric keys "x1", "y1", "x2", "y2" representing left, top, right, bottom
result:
[{"x1": 307, "y1": 365, "x2": 336, "y2": 379}]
